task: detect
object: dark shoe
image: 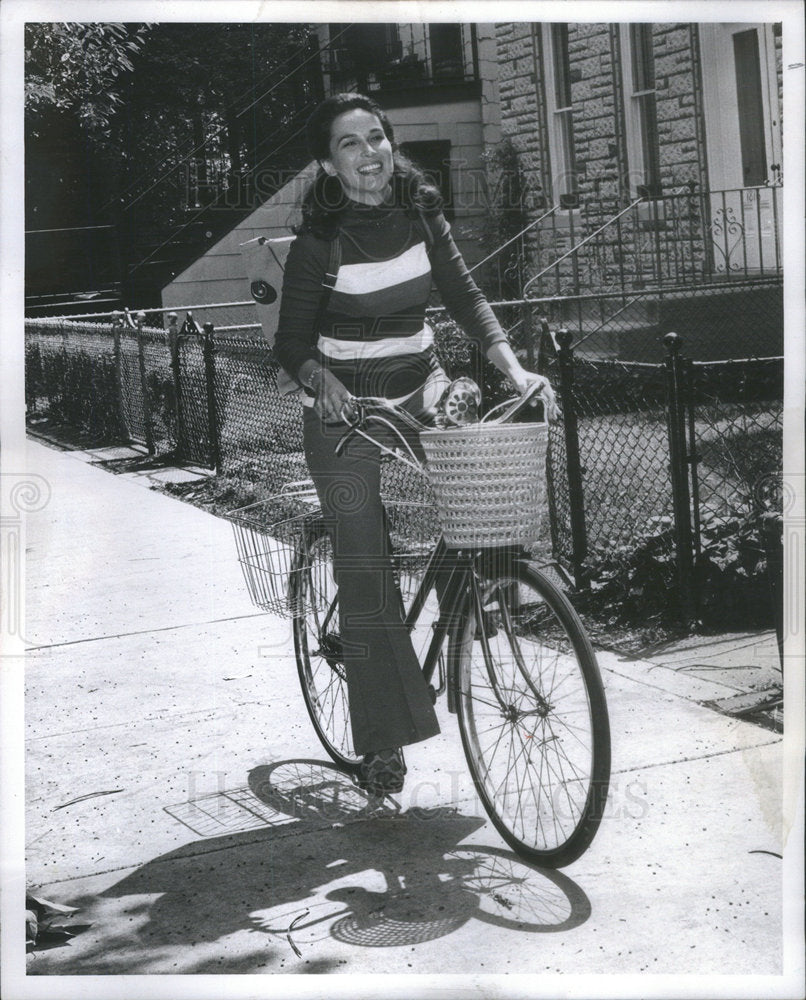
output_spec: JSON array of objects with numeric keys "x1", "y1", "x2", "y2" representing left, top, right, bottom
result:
[{"x1": 356, "y1": 748, "x2": 407, "y2": 796}]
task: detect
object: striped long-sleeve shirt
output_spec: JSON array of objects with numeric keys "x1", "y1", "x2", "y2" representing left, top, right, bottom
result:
[{"x1": 274, "y1": 199, "x2": 507, "y2": 402}]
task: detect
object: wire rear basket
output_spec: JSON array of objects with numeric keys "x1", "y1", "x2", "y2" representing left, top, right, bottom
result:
[
  {"x1": 420, "y1": 420, "x2": 549, "y2": 549},
  {"x1": 226, "y1": 488, "x2": 440, "y2": 619},
  {"x1": 226, "y1": 490, "x2": 321, "y2": 618}
]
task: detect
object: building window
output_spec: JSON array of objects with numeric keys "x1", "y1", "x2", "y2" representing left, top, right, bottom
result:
[
  {"x1": 429, "y1": 24, "x2": 465, "y2": 80},
  {"x1": 543, "y1": 24, "x2": 579, "y2": 208},
  {"x1": 328, "y1": 24, "x2": 401, "y2": 89},
  {"x1": 621, "y1": 24, "x2": 662, "y2": 198},
  {"x1": 732, "y1": 29, "x2": 768, "y2": 186}
]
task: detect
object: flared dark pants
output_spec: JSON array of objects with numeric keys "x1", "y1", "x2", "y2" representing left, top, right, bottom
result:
[{"x1": 303, "y1": 407, "x2": 441, "y2": 755}]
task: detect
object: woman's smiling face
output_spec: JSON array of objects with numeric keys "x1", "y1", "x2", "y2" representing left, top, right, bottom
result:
[{"x1": 323, "y1": 108, "x2": 394, "y2": 205}]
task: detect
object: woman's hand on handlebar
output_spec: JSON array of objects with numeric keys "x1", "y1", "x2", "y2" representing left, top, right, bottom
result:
[
  {"x1": 484, "y1": 343, "x2": 559, "y2": 421},
  {"x1": 508, "y1": 367, "x2": 559, "y2": 421},
  {"x1": 314, "y1": 368, "x2": 355, "y2": 423}
]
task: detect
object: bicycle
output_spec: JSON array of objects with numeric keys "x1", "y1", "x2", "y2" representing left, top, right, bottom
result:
[{"x1": 228, "y1": 388, "x2": 610, "y2": 867}]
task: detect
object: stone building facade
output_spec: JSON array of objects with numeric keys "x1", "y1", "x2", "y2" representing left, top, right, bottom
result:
[{"x1": 490, "y1": 21, "x2": 783, "y2": 302}]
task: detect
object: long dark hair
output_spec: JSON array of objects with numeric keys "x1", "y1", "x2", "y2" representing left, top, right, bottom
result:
[{"x1": 298, "y1": 92, "x2": 442, "y2": 238}]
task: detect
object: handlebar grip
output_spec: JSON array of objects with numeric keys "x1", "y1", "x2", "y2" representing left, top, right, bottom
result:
[{"x1": 481, "y1": 383, "x2": 546, "y2": 425}]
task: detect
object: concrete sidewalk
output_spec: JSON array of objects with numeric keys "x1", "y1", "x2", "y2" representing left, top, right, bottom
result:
[{"x1": 19, "y1": 437, "x2": 787, "y2": 983}]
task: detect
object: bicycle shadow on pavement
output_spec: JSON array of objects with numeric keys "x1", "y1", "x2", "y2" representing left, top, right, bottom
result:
[
  {"x1": 247, "y1": 760, "x2": 591, "y2": 948},
  {"x1": 29, "y1": 759, "x2": 591, "y2": 975}
]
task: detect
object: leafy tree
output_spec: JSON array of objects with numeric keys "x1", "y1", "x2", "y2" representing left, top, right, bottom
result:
[
  {"x1": 116, "y1": 24, "x2": 318, "y2": 210},
  {"x1": 111, "y1": 23, "x2": 320, "y2": 296},
  {"x1": 25, "y1": 22, "x2": 321, "y2": 304},
  {"x1": 25, "y1": 23, "x2": 150, "y2": 140}
]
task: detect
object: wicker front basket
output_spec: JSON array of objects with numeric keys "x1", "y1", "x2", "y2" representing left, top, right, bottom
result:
[{"x1": 420, "y1": 420, "x2": 548, "y2": 548}]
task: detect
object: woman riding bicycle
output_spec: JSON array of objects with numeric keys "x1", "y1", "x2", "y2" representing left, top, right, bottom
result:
[{"x1": 274, "y1": 92, "x2": 557, "y2": 797}]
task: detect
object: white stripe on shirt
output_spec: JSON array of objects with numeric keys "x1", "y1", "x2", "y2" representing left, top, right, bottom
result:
[
  {"x1": 317, "y1": 325, "x2": 434, "y2": 360},
  {"x1": 332, "y1": 242, "x2": 431, "y2": 296}
]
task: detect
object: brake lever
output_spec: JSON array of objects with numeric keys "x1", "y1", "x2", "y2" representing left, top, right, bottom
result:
[
  {"x1": 480, "y1": 382, "x2": 544, "y2": 425},
  {"x1": 334, "y1": 397, "x2": 362, "y2": 457},
  {"x1": 334, "y1": 427, "x2": 357, "y2": 458}
]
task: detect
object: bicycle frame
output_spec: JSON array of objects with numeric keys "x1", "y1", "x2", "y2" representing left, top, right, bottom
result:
[
  {"x1": 413, "y1": 538, "x2": 552, "y2": 702},
  {"x1": 294, "y1": 390, "x2": 610, "y2": 865},
  {"x1": 307, "y1": 530, "x2": 475, "y2": 711},
  {"x1": 306, "y1": 521, "x2": 536, "y2": 715},
  {"x1": 402, "y1": 536, "x2": 471, "y2": 710}
]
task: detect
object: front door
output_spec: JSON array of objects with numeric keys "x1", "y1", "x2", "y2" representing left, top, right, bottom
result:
[{"x1": 699, "y1": 23, "x2": 782, "y2": 275}]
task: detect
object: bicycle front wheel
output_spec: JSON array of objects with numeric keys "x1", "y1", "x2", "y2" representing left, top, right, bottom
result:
[
  {"x1": 290, "y1": 521, "x2": 360, "y2": 774},
  {"x1": 454, "y1": 558, "x2": 610, "y2": 867}
]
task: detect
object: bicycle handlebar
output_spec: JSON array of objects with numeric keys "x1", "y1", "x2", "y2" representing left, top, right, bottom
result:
[
  {"x1": 333, "y1": 397, "x2": 424, "y2": 469},
  {"x1": 333, "y1": 384, "x2": 549, "y2": 468}
]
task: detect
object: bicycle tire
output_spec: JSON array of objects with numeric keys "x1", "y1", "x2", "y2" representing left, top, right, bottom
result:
[
  {"x1": 453, "y1": 558, "x2": 610, "y2": 867},
  {"x1": 290, "y1": 520, "x2": 361, "y2": 774}
]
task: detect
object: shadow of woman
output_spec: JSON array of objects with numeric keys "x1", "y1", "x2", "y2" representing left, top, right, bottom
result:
[{"x1": 68, "y1": 758, "x2": 592, "y2": 972}]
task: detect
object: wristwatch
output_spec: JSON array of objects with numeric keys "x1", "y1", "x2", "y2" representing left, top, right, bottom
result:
[{"x1": 304, "y1": 363, "x2": 324, "y2": 394}]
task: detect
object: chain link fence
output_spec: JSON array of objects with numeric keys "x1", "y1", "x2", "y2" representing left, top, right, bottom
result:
[
  {"x1": 546, "y1": 353, "x2": 675, "y2": 593},
  {"x1": 536, "y1": 332, "x2": 784, "y2": 628},
  {"x1": 687, "y1": 357, "x2": 784, "y2": 625},
  {"x1": 25, "y1": 291, "x2": 784, "y2": 630},
  {"x1": 689, "y1": 358, "x2": 784, "y2": 516},
  {"x1": 26, "y1": 319, "x2": 124, "y2": 441},
  {"x1": 173, "y1": 334, "x2": 212, "y2": 465},
  {"x1": 209, "y1": 338, "x2": 305, "y2": 488},
  {"x1": 36, "y1": 272, "x2": 783, "y2": 368}
]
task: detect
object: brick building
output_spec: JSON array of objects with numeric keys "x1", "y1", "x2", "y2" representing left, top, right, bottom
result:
[{"x1": 488, "y1": 21, "x2": 783, "y2": 358}]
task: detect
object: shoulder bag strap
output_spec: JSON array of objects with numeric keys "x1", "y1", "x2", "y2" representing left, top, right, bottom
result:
[{"x1": 313, "y1": 234, "x2": 341, "y2": 335}]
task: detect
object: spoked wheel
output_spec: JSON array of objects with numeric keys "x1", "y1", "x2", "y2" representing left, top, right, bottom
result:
[
  {"x1": 291, "y1": 521, "x2": 360, "y2": 774},
  {"x1": 454, "y1": 558, "x2": 610, "y2": 867}
]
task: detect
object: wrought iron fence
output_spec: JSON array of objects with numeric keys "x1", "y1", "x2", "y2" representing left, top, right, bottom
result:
[{"x1": 475, "y1": 185, "x2": 783, "y2": 306}]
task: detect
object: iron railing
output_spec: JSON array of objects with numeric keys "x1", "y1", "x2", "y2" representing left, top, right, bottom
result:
[{"x1": 475, "y1": 185, "x2": 783, "y2": 304}]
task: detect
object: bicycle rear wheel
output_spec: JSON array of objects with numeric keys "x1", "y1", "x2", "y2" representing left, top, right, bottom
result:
[
  {"x1": 454, "y1": 558, "x2": 610, "y2": 867},
  {"x1": 290, "y1": 521, "x2": 360, "y2": 774}
]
